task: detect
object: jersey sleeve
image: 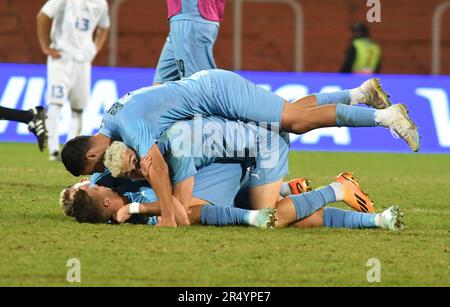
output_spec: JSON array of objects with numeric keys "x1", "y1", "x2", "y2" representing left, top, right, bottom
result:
[
  {"x1": 89, "y1": 170, "x2": 115, "y2": 187},
  {"x1": 99, "y1": 117, "x2": 116, "y2": 139},
  {"x1": 98, "y1": 1, "x2": 111, "y2": 29},
  {"x1": 41, "y1": 0, "x2": 65, "y2": 18}
]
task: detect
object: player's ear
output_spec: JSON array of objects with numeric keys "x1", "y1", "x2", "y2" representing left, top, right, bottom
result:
[
  {"x1": 85, "y1": 150, "x2": 100, "y2": 161},
  {"x1": 103, "y1": 198, "x2": 112, "y2": 208}
]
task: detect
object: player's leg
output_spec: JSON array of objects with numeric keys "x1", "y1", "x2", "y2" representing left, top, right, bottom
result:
[
  {"x1": 274, "y1": 172, "x2": 375, "y2": 227},
  {"x1": 248, "y1": 180, "x2": 283, "y2": 209},
  {"x1": 0, "y1": 106, "x2": 47, "y2": 151},
  {"x1": 170, "y1": 20, "x2": 218, "y2": 78},
  {"x1": 204, "y1": 70, "x2": 419, "y2": 151},
  {"x1": 294, "y1": 78, "x2": 392, "y2": 110},
  {"x1": 247, "y1": 131, "x2": 290, "y2": 209},
  {"x1": 282, "y1": 102, "x2": 419, "y2": 151},
  {"x1": 288, "y1": 206, "x2": 404, "y2": 230},
  {"x1": 290, "y1": 209, "x2": 325, "y2": 228},
  {"x1": 188, "y1": 203, "x2": 276, "y2": 229},
  {"x1": 67, "y1": 61, "x2": 90, "y2": 141},
  {"x1": 46, "y1": 56, "x2": 71, "y2": 160},
  {"x1": 0, "y1": 106, "x2": 34, "y2": 123},
  {"x1": 274, "y1": 185, "x2": 337, "y2": 227},
  {"x1": 153, "y1": 32, "x2": 181, "y2": 84}
]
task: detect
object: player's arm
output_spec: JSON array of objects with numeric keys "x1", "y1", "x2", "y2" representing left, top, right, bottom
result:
[
  {"x1": 93, "y1": 26, "x2": 109, "y2": 55},
  {"x1": 36, "y1": 11, "x2": 60, "y2": 58},
  {"x1": 116, "y1": 196, "x2": 190, "y2": 225},
  {"x1": 140, "y1": 144, "x2": 179, "y2": 227},
  {"x1": 116, "y1": 202, "x2": 161, "y2": 223}
]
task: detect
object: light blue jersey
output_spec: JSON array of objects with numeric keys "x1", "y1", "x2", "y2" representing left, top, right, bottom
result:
[
  {"x1": 101, "y1": 69, "x2": 285, "y2": 158},
  {"x1": 123, "y1": 163, "x2": 243, "y2": 208},
  {"x1": 157, "y1": 116, "x2": 289, "y2": 186}
]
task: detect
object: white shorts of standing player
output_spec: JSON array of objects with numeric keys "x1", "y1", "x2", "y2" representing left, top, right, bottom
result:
[{"x1": 46, "y1": 55, "x2": 91, "y2": 161}]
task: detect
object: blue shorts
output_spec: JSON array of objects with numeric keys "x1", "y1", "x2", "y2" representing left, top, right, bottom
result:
[
  {"x1": 248, "y1": 131, "x2": 290, "y2": 188},
  {"x1": 192, "y1": 163, "x2": 243, "y2": 208},
  {"x1": 153, "y1": 20, "x2": 219, "y2": 83},
  {"x1": 168, "y1": 69, "x2": 286, "y2": 125}
]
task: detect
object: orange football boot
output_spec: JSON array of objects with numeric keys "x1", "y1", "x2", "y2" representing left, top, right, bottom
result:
[
  {"x1": 335, "y1": 172, "x2": 375, "y2": 213},
  {"x1": 288, "y1": 178, "x2": 312, "y2": 195}
]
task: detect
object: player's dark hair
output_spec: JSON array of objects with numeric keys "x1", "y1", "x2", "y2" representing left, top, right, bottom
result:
[
  {"x1": 72, "y1": 189, "x2": 106, "y2": 224},
  {"x1": 61, "y1": 136, "x2": 93, "y2": 176}
]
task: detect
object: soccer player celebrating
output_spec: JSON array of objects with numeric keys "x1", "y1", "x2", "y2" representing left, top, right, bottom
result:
[{"x1": 61, "y1": 69, "x2": 419, "y2": 226}]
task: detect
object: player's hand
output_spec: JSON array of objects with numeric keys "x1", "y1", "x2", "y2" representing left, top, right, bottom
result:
[
  {"x1": 116, "y1": 205, "x2": 132, "y2": 224},
  {"x1": 44, "y1": 47, "x2": 61, "y2": 59},
  {"x1": 140, "y1": 153, "x2": 153, "y2": 179}
]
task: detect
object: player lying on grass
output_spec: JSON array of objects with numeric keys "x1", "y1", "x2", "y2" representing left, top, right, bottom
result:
[
  {"x1": 61, "y1": 160, "x2": 312, "y2": 226},
  {"x1": 101, "y1": 137, "x2": 404, "y2": 231},
  {"x1": 62, "y1": 69, "x2": 419, "y2": 226},
  {"x1": 61, "y1": 163, "x2": 279, "y2": 228},
  {"x1": 61, "y1": 167, "x2": 404, "y2": 231}
]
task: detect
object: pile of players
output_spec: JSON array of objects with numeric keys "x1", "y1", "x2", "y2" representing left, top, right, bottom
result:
[{"x1": 58, "y1": 69, "x2": 413, "y2": 231}]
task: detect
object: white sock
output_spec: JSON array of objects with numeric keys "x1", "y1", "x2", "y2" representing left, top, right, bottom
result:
[
  {"x1": 349, "y1": 87, "x2": 365, "y2": 105},
  {"x1": 46, "y1": 103, "x2": 63, "y2": 155},
  {"x1": 329, "y1": 182, "x2": 344, "y2": 202},
  {"x1": 247, "y1": 210, "x2": 260, "y2": 227},
  {"x1": 67, "y1": 109, "x2": 82, "y2": 141},
  {"x1": 280, "y1": 182, "x2": 291, "y2": 197},
  {"x1": 374, "y1": 109, "x2": 393, "y2": 127},
  {"x1": 374, "y1": 214, "x2": 382, "y2": 227}
]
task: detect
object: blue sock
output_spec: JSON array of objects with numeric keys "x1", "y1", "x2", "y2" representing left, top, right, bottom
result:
[
  {"x1": 336, "y1": 104, "x2": 376, "y2": 127},
  {"x1": 323, "y1": 207, "x2": 377, "y2": 228},
  {"x1": 201, "y1": 204, "x2": 249, "y2": 226},
  {"x1": 291, "y1": 186, "x2": 336, "y2": 220},
  {"x1": 315, "y1": 90, "x2": 351, "y2": 106}
]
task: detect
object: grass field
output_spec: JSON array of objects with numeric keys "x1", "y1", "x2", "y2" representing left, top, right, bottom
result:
[{"x1": 0, "y1": 142, "x2": 448, "y2": 286}]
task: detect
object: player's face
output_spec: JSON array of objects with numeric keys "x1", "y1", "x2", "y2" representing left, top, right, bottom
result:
[
  {"x1": 121, "y1": 148, "x2": 143, "y2": 179},
  {"x1": 78, "y1": 185, "x2": 122, "y2": 221},
  {"x1": 79, "y1": 184, "x2": 116, "y2": 199},
  {"x1": 82, "y1": 159, "x2": 105, "y2": 176}
]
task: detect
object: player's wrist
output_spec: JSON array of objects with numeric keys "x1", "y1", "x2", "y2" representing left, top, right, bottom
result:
[{"x1": 129, "y1": 202, "x2": 140, "y2": 215}]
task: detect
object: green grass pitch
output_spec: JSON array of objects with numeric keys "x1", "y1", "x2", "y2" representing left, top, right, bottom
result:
[{"x1": 0, "y1": 143, "x2": 448, "y2": 286}]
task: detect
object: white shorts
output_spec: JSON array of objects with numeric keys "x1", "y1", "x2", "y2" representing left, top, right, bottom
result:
[{"x1": 46, "y1": 56, "x2": 91, "y2": 110}]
